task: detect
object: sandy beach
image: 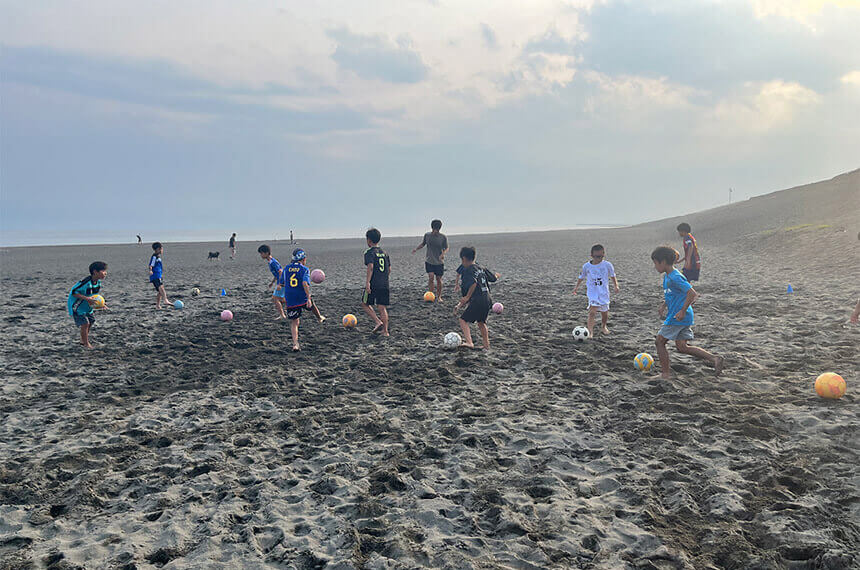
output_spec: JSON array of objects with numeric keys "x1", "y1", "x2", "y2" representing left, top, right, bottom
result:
[{"x1": 1, "y1": 171, "x2": 858, "y2": 569}]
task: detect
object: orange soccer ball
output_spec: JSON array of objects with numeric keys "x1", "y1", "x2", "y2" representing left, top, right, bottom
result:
[
  {"x1": 342, "y1": 314, "x2": 358, "y2": 328},
  {"x1": 423, "y1": 291, "x2": 436, "y2": 302},
  {"x1": 814, "y1": 373, "x2": 846, "y2": 400}
]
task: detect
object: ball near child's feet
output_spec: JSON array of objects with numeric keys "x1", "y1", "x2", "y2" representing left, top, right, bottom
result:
[
  {"x1": 311, "y1": 269, "x2": 325, "y2": 284},
  {"x1": 191, "y1": 287, "x2": 200, "y2": 296},
  {"x1": 572, "y1": 326, "x2": 590, "y2": 342},
  {"x1": 815, "y1": 372, "x2": 846, "y2": 399},
  {"x1": 492, "y1": 302, "x2": 504, "y2": 314},
  {"x1": 424, "y1": 291, "x2": 436, "y2": 302},
  {"x1": 443, "y1": 332, "x2": 462, "y2": 348},
  {"x1": 634, "y1": 353, "x2": 654, "y2": 371},
  {"x1": 90, "y1": 294, "x2": 106, "y2": 309},
  {"x1": 220, "y1": 310, "x2": 233, "y2": 322},
  {"x1": 174, "y1": 300, "x2": 184, "y2": 309},
  {"x1": 342, "y1": 314, "x2": 358, "y2": 328}
]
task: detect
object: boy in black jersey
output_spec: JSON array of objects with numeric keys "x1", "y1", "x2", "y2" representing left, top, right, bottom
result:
[
  {"x1": 361, "y1": 228, "x2": 391, "y2": 336},
  {"x1": 454, "y1": 246, "x2": 498, "y2": 349}
]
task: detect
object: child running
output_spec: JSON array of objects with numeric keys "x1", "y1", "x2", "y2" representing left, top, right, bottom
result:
[
  {"x1": 573, "y1": 244, "x2": 620, "y2": 337},
  {"x1": 362, "y1": 228, "x2": 391, "y2": 336},
  {"x1": 453, "y1": 246, "x2": 498, "y2": 349},
  {"x1": 258, "y1": 244, "x2": 287, "y2": 320},
  {"x1": 651, "y1": 246, "x2": 723, "y2": 379},
  {"x1": 280, "y1": 248, "x2": 325, "y2": 351},
  {"x1": 68, "y1": 261, "x2": 108, "y2": 348},
  {"x1": 149, "y1": 242, "x2": 172, "y2": 309}
]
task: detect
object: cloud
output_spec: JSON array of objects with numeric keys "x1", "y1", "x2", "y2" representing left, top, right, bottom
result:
[
  {"x1": 480, "y1": 23, "x2": 499, "y2": 50},
  {"x1": 751, "y1": 0, "x2": 860, "y2": 26},
  {"x1": 326, "y1": 28, "x2": 428, "y2": 84},
  {"x1": 841, "y1": 70, "x2": 860, "y2": 85},
  {"x1": 706, "y1": 80, "x2": 820, "y2": 133}
]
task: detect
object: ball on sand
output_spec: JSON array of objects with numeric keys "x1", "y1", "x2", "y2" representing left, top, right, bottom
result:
[
  {"x1": 342, "y1": 314, "x2": 358, "y2": 328},
  {"x1": 572, "y1": 326, "x2": 590, "y2": 342},
  {"x1": 220, "y1": 309, "x2": 233, "y2": 322},
  {"x1": 443, "y1": 332, "x2": 462, "y2": 348},
  {"x1": 90, "y1": 294, "x2": 105, "y2": 309},
  {"x1": 174, "y1": 300, "x2": 184, "y2": 309},
  {"x1": 311, "y1": 269, "x2": 325, "y2": 284},
  {"x1": 492, "y1": 302, "x2": 504, "y2": 314},
  {"x1": 191, "y1": 288, "x2": 200, "y2": 296},
  {"x1": 634, "y1": 353, "x2": 654, "y2": 371},
  {"x1": 424, "y1": 291, "x2": 436, "y2": 302},
  {"x1": 815, "y1": 372, "x2": 846, "y2": 399}
]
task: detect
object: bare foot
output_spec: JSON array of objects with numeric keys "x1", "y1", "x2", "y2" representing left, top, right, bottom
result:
[
  {"x1": 275, "y1": 315, "x2": 285, "y2": 321},
  {"x1": 436, "y1": 297, "x2": 443, "y2": 303},
  {"x1": 372, "y1": 322, "x2": 383, "y2": 333},
  {"x1": 292, "y1": 345, "x2": 300, "y2": 352},
  {"x1": 601, "y1": 327, "x2": 610, "y2": 335},
  {"x1": 460, "y1": 342, "x2": 475, "y2": 349},
  {"x1": 81, "y1": 343, "x2": 94, "y2": 349},
  {"x1": 318, "y1": 315, "x2": 326, "y2": 323},
  {"x1": 714, "y1": 356, "x2": 725, "y2": 376},
  {"x1": 382, "y1": 329, "x2": 390, "y2": 337}
]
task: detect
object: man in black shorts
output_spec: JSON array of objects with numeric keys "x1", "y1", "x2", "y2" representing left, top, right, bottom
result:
[
  {"x1": 454, "y1": 246, "x2": 498, "y2": 349},
  {"x1": 361, "y1": 228, "x2": 391, "y2": 336},
  {"x1": 229, "y1": 233, "x2": 237, "y2": 259},
  {"x1": 412, "y1": 219, "x2": 448, "y2": 302}
]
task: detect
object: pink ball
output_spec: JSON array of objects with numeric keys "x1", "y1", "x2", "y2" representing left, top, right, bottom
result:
[
  {"x1": 311, "y1": 269, "x2": 325, "y2": 284},
  {"x1": 492, "y1": 302, "x2": 504, "y2": 314},
  {"x1": 220, "y1": 310, "x2": 233, "y2": 321}
]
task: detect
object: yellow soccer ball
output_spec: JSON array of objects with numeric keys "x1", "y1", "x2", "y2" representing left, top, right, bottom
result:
[
  {"x1": 815, "y1": 373, "x2": 846, "y2": 399},
  {"x1": 423, "y1": 291, "x2": 436, "y2": 302},
  {"x1": 342, "y1": 314, "x2": 358, "y2": 328},
  {"x1": 90, "y1": 294, "x2": 105, "y2": 309},
  {"x1": 634, "y1": 352, "x2": 654, "y2": 371},
  {"x1": 191, "y1": 287, "x2": 200, "y2": 296}
]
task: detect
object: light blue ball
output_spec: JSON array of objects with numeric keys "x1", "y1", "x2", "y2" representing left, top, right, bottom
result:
[{"x1": 174, "y1": 300, "x2": 184, "y2": 309}]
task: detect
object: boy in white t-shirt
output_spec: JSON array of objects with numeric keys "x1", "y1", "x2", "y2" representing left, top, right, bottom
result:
[{"x1": 573, "y1": 244, "x2": 620, "y2": 337}]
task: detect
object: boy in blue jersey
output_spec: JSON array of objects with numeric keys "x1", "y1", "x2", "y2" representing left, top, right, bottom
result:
[
  {"x1": 279, "y1": 249, "x2": 325, "y2": 351},
  {"x1": 362, "y1": 228, "x2": 391, "y2": 336},
  {"x1": 68, "y1": 261, "x2": 108, "y2": 348},
  {"x1": 258, "y1": 244, "x2": 287, "y2": 320},
  {"x1": 651, "y1": 246, "x2": 723, "y2": 379},
  {"x1": 149, "y1": 242, "x2": 173, "y2": 309},
  {"x1": 454, "y1": 246, "x2": 499, "y2": 349}
]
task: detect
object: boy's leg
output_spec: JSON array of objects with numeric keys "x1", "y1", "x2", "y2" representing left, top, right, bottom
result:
[
  {"x1": 459, "y1": 318, "x2": 474, "y2": 348},
  {"x1": 310, "y1": 302, "x2": 325, "y2": 322},
  {"x1": 159, "y1": 285, "x2": 170, "y2": 306},
  {"x1": 290, "y1": 319, "x2": 300, "y2": 350},
  {"x1": 427, "y1": 273, "x2": 434, "y2": 294},
  {"x1": 362, "y1": 303, "x2": 383, "y2": 330},
  {"x1": 675, "y1": 340, "x2": 724, "y2": 375},
  {"x1": 80, "y1": 322, "x2": 92, "y2": 348},
  {"x1": 477, "y1": 322, "x2": 489, "y2": 349},
  {"x1": 273, "y1": 296, "x2": 286, "y2": 319},
  {"x1": 586, "y1": 305, "x2": 597, "y2": 336},
  {"x1": 600, "y1": 310, "x2": 610, "y2": 335},
  {"x1": 435, "y1": 275, "x2": 444, "y2": 301},
  {"x1": 378, "y1": 305, "x2": 390, "y2": 336},
  {"x1": 656, "y1": 334, "x2": 671, "y2": 379}
]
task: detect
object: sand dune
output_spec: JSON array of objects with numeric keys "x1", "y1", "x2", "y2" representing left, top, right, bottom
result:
[{"x1": 0, "y1": 171, "x2": 858, "y2": 569}]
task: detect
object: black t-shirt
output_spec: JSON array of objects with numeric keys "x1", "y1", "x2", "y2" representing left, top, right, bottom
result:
[
  {"x1": 229, "y1": 236, "x2": 236, "y2": 247},
  {"x1": 460, "y1": 264, "x2": 495, "y2": 299},
  {"x1": 364, "y1": 246, "x2": 390, "y2": 289}
]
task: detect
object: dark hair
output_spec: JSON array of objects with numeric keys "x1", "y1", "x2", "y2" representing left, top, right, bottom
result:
[
  {"x1": 651, "y1": 246, "x2": 679, "y2": 265},
  {"x1": 152, "y1": 242, "x2": 162, "y2": 251},
  {"x1": 591, "y1": 244, "x2": 605, "y2": 254},
  {"x1": 89, "y1": 261, "x2": 107, "y2": 274},
  {"x1": 366, "y1": 228, "x2": 381, "y2": 244},
  {"x1": 676, "y1": 222, "x2": 691, "y2": 233},
  {"x1": 459, "y1": 246, "x2": 476, "y2": 261},
  {"x1": 431, "y1": 219, "x2": 442, "y2": 231},
  {"x1": 257, "y1": 244, "x2": 270, "y2": 254}
]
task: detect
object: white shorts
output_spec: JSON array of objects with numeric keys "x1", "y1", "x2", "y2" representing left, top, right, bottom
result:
[{"x1": 588, "y1": 301, "x2": 609, "y2": 312}]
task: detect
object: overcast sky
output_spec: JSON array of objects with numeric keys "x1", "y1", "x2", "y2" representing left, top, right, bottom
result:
[{"x1": 2, "y1": 0, "x2": 859, "y2": 245}]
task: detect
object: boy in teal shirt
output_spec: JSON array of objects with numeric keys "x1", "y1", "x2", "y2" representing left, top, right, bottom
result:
[
  {"x1": 651, "y1": 246, "x2": 723, "y2": 379},
  {"x1": 68, "y1": 261, "x2": 108, "y2": 348}
]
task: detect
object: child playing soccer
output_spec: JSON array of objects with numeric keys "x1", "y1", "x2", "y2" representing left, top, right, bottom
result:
[
  {"x1": 651, "y1": 246, "x2": 723, "y2": 379},
  {"x1": 280, "y1": 249, "x2": 326, "y2": 351},
  {"x1": 362, "y1": 228, "x2": 391, "y2": 336},
  {"x1": 677, "y1": 223, "x2": 701, "y2": 282},
  {"x1": 453, "y1": 246, "x2": 498, "y2": 349},
  {"x1": 68, "y1": 261, "x2": 108, "y2": 348},
  {"x1": 412, "y1": 219, "x2": 449, "y2": 302},
  {"x1": 573, "y1": 244, "x2": 620, "y2": 337},
  {"x1": 258, "y1": 244, "x2": 287, "y2": 320},
  {"x1": 149, "y1": 242, "x2": 173, "y2": 309}
]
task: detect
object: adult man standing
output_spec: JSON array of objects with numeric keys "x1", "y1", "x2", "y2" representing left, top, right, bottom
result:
[
  {"x1": 229, "y1": 233, "x2": 237, "y2": 260},
  {"x1": 412, "y1": 219, "x2": 448, "y2": 302}
]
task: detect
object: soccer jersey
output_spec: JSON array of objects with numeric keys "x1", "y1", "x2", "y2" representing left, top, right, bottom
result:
[
  {"x1": 149, "y1": 255, "x2": 163, "y2": 280},
  {"x1": 68, "y1": 277, "x2": 101, "y2": 316},
  {"x1": 579, "y1": 260, "x2": 615, "y2": 306},
  {"x1": 420, "y1": 232, "x2": 448, "y2": 265},
  {"x1": 281, "y1": 262, "x2": 310, "y2": 308},
  {"x1": 663, "y1": 269, "x2": 694, "y2": 326},
  {"x1": 460, "y1": 264, "x2": 493, "y2": 299},
  {"x1": 683, "y1": 234, "x2": 701, "y2": 269},
  {"x1": 268, "y1": 257, "x2": 282, "y2": 279},
  {"x1": 364, "y1": 246, "x2": 390, "y2": 289}
]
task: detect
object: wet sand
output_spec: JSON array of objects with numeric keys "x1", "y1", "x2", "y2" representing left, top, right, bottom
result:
[{"x1": 1, "y1": 170, "x2": 858, "y2": 569}]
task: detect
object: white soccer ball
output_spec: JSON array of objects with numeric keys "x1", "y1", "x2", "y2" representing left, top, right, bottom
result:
[
  {"x1": 572, "y1": 326, "x2": 590, "y2": 342},
  {"x1": 443, "y1": 332, "x2": 462, "y2": 348}
]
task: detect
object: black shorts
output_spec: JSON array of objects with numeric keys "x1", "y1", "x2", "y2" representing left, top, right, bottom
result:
[
  {"x1": 362, "y1": 288, "x2": 390, "y2": 306},
  {"x1": 461, "y1": 297, "x2": 491, "y2": 323},
  {"x1": 425, "y1": 262, "x2": 444, "y2": 277},
  {"x1": 73, "y1": 313, "x2": 95, "y2": 327},
  {"x1": 287, "y1": 300, "x2": 314, "y2": 320},
  {"x1": 151, "y1": 278, "x2": 163, "y2": 290},
  {"x1": 682, "y1": 267, "x2": 700, "y2": 282}
]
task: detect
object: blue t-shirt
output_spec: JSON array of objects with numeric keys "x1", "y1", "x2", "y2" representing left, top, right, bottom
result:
[
  {"x1": 280, "y1": 262, "x2": 310, "y2": 308},
  {"x1": 68, "y1": 277, "x2": 101, "y2": 316},
  {"x1": 663, "y1": 269, "x2": 694, "y2": 326},
  {"x1": 149, "y1": 255, "x2": 163, "y2": 280},
  {"x1": 268, "y1": 257, "x2": 282, "y2": 280}
]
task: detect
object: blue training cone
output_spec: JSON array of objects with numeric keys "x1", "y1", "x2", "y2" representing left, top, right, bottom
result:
[
  {"x1": 220, "y1": 288, "x2": 227, "y2": 296},
  {"x1": 787, "y1": 284, "x2": 793, "y2": 293}
]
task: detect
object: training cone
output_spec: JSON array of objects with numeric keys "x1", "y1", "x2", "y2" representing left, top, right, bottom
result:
[
  {"x1": 221, "y1": 288, "x2": 227, "y2": 296},
  {"x1": 787, "y1": 284, "x2": 793, "y2": 293}
]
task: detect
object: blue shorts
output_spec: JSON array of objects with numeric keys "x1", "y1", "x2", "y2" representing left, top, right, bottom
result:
[
  {"x1": 273, "y1": 287, "x2": 285, "y2": 298},
  {"x1": 73, "y1": 313, "x2": 95, "y2": 327},
  {"x1": 658, "y1": 324, "x2": 694, "y2": 340}
]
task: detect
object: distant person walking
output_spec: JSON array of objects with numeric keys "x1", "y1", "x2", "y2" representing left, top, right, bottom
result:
[
  {"x1": 290, "y1": 230, "x2": 294, "y2": 244},
  {"x1": 676, "y1": 223, "x2": 701, "y2": 281},
  {"x1": 412, "y1": 219, "x2": 449, "y2": 302},
  {"x1": 229, "y1": 233, "x2": 237, "y2": 260},
  {"x1": 136, "y1": 234, "x2": 142, "y2": 245}
]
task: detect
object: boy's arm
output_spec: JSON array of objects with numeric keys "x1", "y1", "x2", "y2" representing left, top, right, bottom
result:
[
  {"x1": 456, "y1": 283, "x2": 477, "y2": 312},
  {"x1": 674, "y1": 289, "x2": 698, "y2": 320},
  {"x1": 684, "y1": 244, "x2": 692, "y2": 269},
  {"x1": 365, "y1": 264, "x2": 373, "y2": 292},
  {"x1": 658, "y1": 300, "x2": 667, "y2": 318},
  {"x1": 412, "y1": 235, "x2": 427, "y2": 254},
  {"x1": 303, "y1": 281, "x2": 312, "y2": 306},
  {"x1": 484, "y1": 269, "x2": 498, "y2": 283},
  {"x1": 573, "y1": 277, "x2": 584, "y2": 294},
  {"x1": 611, "y1": 275, "x2": 620, "y2": 292}
]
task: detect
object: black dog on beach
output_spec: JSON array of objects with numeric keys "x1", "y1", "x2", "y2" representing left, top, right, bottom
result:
[{"x1": 208, "y1": 251, "x2": 220, "y2": 260}]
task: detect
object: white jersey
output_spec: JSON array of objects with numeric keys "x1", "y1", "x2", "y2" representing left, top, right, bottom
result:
[{"x1": 579, "y1": 260, "x2": 615, "y2": 306}]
